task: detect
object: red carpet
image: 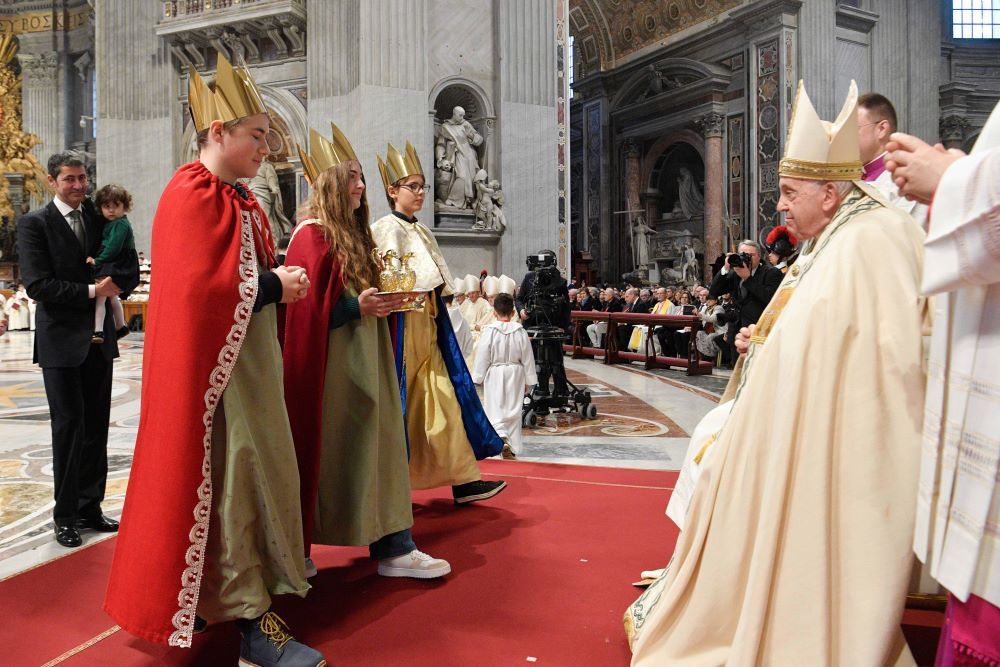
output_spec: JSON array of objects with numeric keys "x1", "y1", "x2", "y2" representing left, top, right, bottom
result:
[{"x1": 0, "y1": 461, "x2": 680, "y2": 666}]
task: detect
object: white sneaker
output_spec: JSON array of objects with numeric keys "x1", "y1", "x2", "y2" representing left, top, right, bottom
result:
[
  {"x1": 377, "y1": 550, "x2": 451, "y2": 579},
  {"x1": 304, "y1": 557, "x2": 317, "y2": 579}
]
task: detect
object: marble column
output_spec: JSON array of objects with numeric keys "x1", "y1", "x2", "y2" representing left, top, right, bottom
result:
[
  {"x1": 18, "y1": 52, "x2": 60, "y2": 161},
  {"x1": 95, "y1": 0, "x2": 177, "y2": 253},
  {"x1": 623, "y1": 138, "x2": 642, "y2": 273},
  {"x1": 700, "y1": 112, "x2": 725, "y2": 282}
]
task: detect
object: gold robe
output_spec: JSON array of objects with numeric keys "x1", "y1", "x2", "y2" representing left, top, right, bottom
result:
[
  {"x1": 627, "y1": 186, "x2": 927, "y2": 666},
  {"x1": 371, "y1": 213, "x2": 480, "y2": 490}
]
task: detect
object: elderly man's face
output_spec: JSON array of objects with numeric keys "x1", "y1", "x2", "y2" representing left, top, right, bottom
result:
[
  {"x1": 656, "y1": 288, "x2": 667, "y2": 302},
  {"x1": 777, "y1": 177, "x2": 840, "y2": 241}
]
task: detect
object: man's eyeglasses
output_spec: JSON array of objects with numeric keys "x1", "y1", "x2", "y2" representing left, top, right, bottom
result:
[{"x1": 398, "y1": 183, "x2": 426, "y2": 194}]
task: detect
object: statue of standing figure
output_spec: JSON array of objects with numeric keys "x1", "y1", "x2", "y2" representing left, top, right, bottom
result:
[
  {"x1": 681, "y1": 243, "x2": 699, "y2": 284},
  {"x1": 435, "y1": 106, "x2": 484, "y2": 208},
  {"x1": 632, "y1": 215, "x2": 654, "y2": 270},
  {"x1": 247, "y1": 160, "x2": 292, "y2": 237},
  {"x1": 675, "y1": 166, "x2": 705, "y2": 219}
]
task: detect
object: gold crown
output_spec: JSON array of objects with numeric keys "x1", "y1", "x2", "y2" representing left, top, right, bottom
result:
[
  {"x1": 188, "y1": 52, "x2": 268, "y2": 132},
  {"x1": 376, "y1": 142, "x2": 424, "y2": 192},
  {"x1": 297, "y1": 123, "x2": 359, "y2": 185},
  {"x1": 779, "y1": 79, "x2": 862, "y2": 181}
]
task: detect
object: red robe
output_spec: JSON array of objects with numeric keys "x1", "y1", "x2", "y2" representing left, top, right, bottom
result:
[
  {"x1": 281, "y1": 222, "x2": 344, "y2": 553},
  {"x1": 104, "y1": 161, "x2": 276, "y2": 647}
]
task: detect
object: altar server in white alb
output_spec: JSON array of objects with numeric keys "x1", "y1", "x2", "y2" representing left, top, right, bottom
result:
[{"x1": 472, "y1": 293, "x2": 536, "y2": 461}]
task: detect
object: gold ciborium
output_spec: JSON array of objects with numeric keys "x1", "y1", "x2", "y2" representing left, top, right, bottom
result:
[{"x1": 372, "y1": 248, "x2": 428, "y2": 312}]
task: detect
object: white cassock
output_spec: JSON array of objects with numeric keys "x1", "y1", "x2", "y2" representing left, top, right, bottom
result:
[
  {"x1": 471, "y1": 320, "x2": 537, "y2": 455},
  {"x1": 448, "y1": 303, "x2": 475, "y2": 369},
  {"x1": 5, "y1": 288, "x2": 31, "y2": 330},
  {"x1": 914, "y1": 116, "x2": 1000, "y2": 607}
]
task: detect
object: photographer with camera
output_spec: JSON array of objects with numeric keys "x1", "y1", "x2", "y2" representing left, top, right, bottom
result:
[
  {"x1": 709, "y1": 240, "x2": 782, "y2": 360},
  {"x1": 516, "y1": 249, "x2": 570, "y2": 397}
]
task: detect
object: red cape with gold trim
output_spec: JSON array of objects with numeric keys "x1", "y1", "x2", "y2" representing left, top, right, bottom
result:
[
  {"x1": 104, "y1": 161, "x2": 276, "y2": 647},
  {"x1": 281, "y1": 221, "x2": 344, "y2": 553}
]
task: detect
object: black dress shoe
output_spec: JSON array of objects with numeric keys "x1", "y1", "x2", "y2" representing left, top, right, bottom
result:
[
  {"x1": 55, "y1": 525, "x2": 82, "y2": 548},
  {"x1": 75, "y1": 515, "x2": 119, "y2": 532}
]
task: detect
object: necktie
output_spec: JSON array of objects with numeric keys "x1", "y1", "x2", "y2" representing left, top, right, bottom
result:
[{"x1": 68, "y1": 210, "x2": 86, "y2": 250}]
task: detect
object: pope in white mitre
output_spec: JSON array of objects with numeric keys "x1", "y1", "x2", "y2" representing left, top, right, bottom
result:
[{"x1": 624, "y1": 80, "x2": 928, "y2": 666}]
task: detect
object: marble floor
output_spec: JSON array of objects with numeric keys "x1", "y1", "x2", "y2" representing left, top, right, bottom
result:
[{"x1": 0, "y1": 329, "x2": 718, "y2": 580}]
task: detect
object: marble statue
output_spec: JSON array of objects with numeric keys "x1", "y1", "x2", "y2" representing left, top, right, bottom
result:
[
  {"x1": 472, "y1": 170, "x2": 507, "y2": 232},
  {"x1": 675, "y1": 166, "x2": 704, "y2": 219},
  {"x1": 681, "y1": 243, "x2": 699, "y2": 283},
  {"x1": 632, "y1": 215, "x2": 654, "y2": 269},
  {"x1": 435, "y1": 105, "x2": 484, "y2": 208},
  {"x1": 248, "y1": 160, "x2": 292, "y2": 237}
]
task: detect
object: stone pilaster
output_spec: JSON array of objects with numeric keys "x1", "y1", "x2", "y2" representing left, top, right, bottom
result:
[
  {"x1": 699, "y1": 112, "x2": 725, "y2": 281},
  {"x1": 18, "y1": 52, "x2": 60, "y2": 160},
  {"x1": 307, "y1": 0, "x2": 359, "y2": 98},
  {"x1": 95, "y1": 0, "x2": 177, "y2": 253},
  {"x1": 496, "y1": 0, "x2": 559, "y2": 279}
]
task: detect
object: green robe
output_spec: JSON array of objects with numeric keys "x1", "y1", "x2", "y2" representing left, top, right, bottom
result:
[
  {"x1": 313, "y1": 286, "x2": 414, "y2": 546},
  {"x1": 198, "y1": 301, "x2": 309, "y2": 622}
]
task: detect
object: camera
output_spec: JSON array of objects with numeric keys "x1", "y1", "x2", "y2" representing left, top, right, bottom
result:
[
  {"x1": 523, "y1": 254, "x2": 568, "y2": 331},
  {"x1": 727, "y1": 252, "x2": 753, "y2": 269},
  {"x1": 526, "y1": 252, "x2": 556, "y2": 271}
]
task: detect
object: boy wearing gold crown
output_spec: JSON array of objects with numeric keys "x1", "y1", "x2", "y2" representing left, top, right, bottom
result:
[
  {"x1": 282, "y1": 124, "x2": 451, "y2": 581},
  {"x1": 104, "y1": 53, "x2": 326, "y2": 666},
  {"x1": 371, "y1": 142, "x2": 506, "y2": 503},
  {"x1": 624, "y1": 81, "x2": 927, "y2": 665}
]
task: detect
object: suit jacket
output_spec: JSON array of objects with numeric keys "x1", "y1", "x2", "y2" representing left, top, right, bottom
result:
[
  {"x1": 634, "y1": 298, "x2": 655, "y2": 314},
  {"x1": 709, "y1": 262, "x2": 783, "y2": 327},
  {"x1": 17, "y1": 199, "x2": 119, "y2": 367}
]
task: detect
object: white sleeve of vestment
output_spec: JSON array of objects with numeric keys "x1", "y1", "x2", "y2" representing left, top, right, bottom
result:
[
  {"x1": 519, "y1": 330, "x2": 538, "y2": 386},
  {"x1": 923, "y1": 148, "x2": 1000, "y2": 294},
  {"x1": 471, "y1": 328, "x2": 491, "y2": 384}
]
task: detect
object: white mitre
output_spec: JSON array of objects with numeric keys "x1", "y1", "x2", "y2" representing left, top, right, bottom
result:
[
  {"x1": 779, "y1": 79, "x2": 863, "y2": 181},
  {"x1": 463, "y1": 274, "x2": 481, "y2": 294},
  {"x1": 482, "y1": 275, "x2": 500, "y2": 298},
  {"x1": 498, "y1": 275, "x2": 517, "y2": 296},
  {"x1": 451, "y1": 278, "x2": 465, "y2": 296}
]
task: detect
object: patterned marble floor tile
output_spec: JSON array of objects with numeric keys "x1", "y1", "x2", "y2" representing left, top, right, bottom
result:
[{"x1": 0, "y1": 331, "x2": 717, "y2": 579}]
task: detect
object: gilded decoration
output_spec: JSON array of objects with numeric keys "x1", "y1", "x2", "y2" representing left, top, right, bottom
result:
[
  {"x1": 569, "y1": 0, "x2": 744, "y2": 71},
  {"x1": 0, "y1": 34, "x2": 47, "y2": 224}
]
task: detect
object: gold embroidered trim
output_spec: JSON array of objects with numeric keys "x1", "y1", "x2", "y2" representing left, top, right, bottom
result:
[
  {"x1": 167, "y1": 208, "x2": 258, "y2": 648},
  {"x1": 778, "y1": 158, "x2": 862, "y2": 180}
]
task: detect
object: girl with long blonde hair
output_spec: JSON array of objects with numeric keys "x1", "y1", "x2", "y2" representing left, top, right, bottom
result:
[{"x1": 283, "y1": 128, "x2": 451, "y2": 581}]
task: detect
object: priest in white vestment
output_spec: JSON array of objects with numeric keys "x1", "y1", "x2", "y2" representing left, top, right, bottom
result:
[
  {"x1": 886, "y1": 100, "x2": 1000, "y2": 665},
  {"x1": 625, "y1": 80, "x2": 927, "y2": 666},
  {"x1": 471, "y1": 293, "x2": 536, "y2": 460}
]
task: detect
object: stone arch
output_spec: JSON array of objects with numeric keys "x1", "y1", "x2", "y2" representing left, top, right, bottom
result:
[
  {"x1": 611, "y1": 57, "x2": 723, "y2": 110},
  {"x1": 568, "y1": 0, "x2": 615, "y2": 76},
  {"x1": 179, "y1": 83, "x2": 307, "y2": 165}
]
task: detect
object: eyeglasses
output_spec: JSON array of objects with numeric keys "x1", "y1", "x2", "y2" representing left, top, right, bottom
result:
[
  {"x1": 398, "y1": 183, "x2": 426, "y2": 194},
  {"x1": 857, "y1": 121, "x2": 883, "y2": 129}
]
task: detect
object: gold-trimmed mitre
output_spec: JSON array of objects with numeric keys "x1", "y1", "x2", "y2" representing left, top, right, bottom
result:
[
  {"x1": 778, "y1": 79, "x2": 862, "y2": 181},
  {"x1": 377, "y1": 141, "x2": 425, "y2": 192},
  {"x1": 297, "y1": 123, "x2": 359, "y2": 185},
  {"x1": 188, "y1": 52, "x2": 267, "y2": 133}
]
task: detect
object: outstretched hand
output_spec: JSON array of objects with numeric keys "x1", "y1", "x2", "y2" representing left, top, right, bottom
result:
[{"x1": 885, "y1": 132, "x2": 965, "y2": 205}]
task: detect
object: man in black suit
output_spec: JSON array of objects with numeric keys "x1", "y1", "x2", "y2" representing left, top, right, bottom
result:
[
  {"x1": 709, "y1": 239, "x2": 783, "y2": 353},
  {"x1": 16, "y1": 153, "x2": 122, "y2": 548}
]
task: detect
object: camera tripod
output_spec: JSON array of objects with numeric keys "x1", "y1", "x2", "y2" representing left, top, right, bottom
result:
[{"x1": 522, "y1": 325, "x2": 598, "y2": 427}]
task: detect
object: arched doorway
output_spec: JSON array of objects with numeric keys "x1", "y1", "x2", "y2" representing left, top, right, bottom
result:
[{"x1": 644, "y1": 141, "x2": 705, "y2": 285}]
